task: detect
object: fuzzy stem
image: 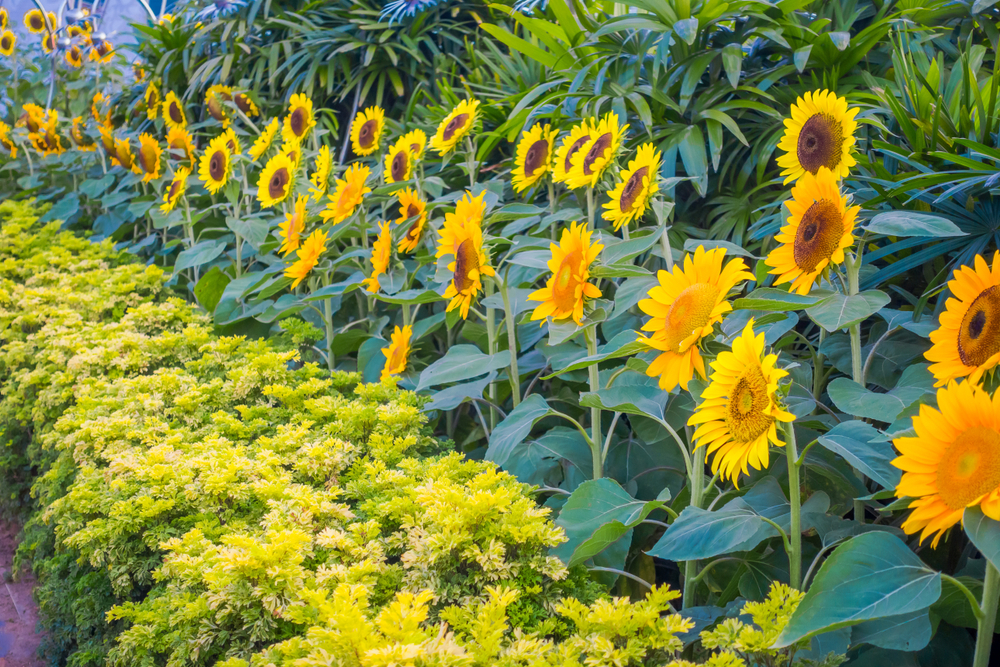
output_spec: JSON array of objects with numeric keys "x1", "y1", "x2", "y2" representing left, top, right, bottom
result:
[
  {"x1": 682, "y1": 444, "x2": 706, "y2": 608},
  {"x1": 500, "y1": 277, "x2": 521, "y2": 407},
  {"x1": 586, "y1": 188, "x2": 595, "y2": 230},
  {"x1": 485, "y1": 279, "x2": 498, "y2": 428},
  {"x1": 324, "y1": 281, "x2": 335, "y2": 371},
  {"x1": 786, "y1": 421, "x2": 802, "y2": 589},
  {"x1": 659, "y1": 226, "x2": 673, "y2": 270},
  {"x1": 974, "y1": 562, "x2": 1000, "y2": 667},
  {"x1": 585, "y1": 326, "x2": 602, "y2": 478},
  {"x1": 846, "y1": 251, "x2": 866, "y2": 524}
]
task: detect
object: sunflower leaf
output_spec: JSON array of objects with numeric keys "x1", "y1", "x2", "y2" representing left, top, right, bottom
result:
[
  {"x1": 817, "y1": 421, "x2": 900, "y2": 489},
  {"x1": 485, "y1": 394, "x2": 555, "y2": 466},
  {"x1": 864, "y1": 211, "x2": 966, "y2": 238},
  {"x1": 416, "y1": 344, "x2": 512, "y2": 391},
  {"x1": 734, "y1": 288, "x2": 827, "y2": 311},
  {"x1": 805, "y1": 290, "x2": 890, "y2": 332}
]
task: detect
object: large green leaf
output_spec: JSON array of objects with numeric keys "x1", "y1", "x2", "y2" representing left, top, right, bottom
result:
[
  {"x1": 864, "y1": 211, "x2": 966, "y2": 238},
  {"x1": 485, "y1": 394, "x2": 554, "y2": 467},
  {"x1": 827, "y1": 378, "x2": 930, "y2": 422},
  {"x1": 850, "y1": 610, "x2": 932, "y2": 652},
  {"x1": 964, "y1": 507, "x2": 1000, "y2": 572},
  {"x1": 646, "y1": 506, "x2": 773, "y2": 562},
  {"x1": 734, "y1": 288, "x2": 826, "y2": 311},
  {"x1": 806, "y1": 291, "x2": 890, "y2": 332},
  {"x1": 817, "y1": 421, "x2": 901, "y2": 489},
  {"x1": 415, "y1": 345, "x2": 511, "y2": 391}
]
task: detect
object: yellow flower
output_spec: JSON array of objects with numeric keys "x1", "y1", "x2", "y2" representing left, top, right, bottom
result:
[
  {"x1": 282, "y1": 138, "x2": 302, "y2": 170},
  {"x1": 41, "y1": 32, "x2": 57, "y2": 54},
  {"x1": 926, "y1": 251, "x2": 1000, "y2": 387},
  {"x1": 198, "y1": 134, "x2": 232, "y2": 194},
  {"x1": 440, "y1": 215, "x2": 495, "y2": 319},
  {"x1": 435, "y1": 190, "x2": 486, "y2": 260},
  {"x1": 552, "y1": 120, "x2": 593, "y2": 184},
  {"x1": 511, "y1": 124, "x2": 556, "y2": 192},
  {"x1": 88, "y1": 39, "x2": 113, "y2": 63},
  {"x1": 309, "y1": 146, "x2": 332, "y2": 201},
  {"x1": 0, "y1": 29, "x2": 15, "y2": 56},
  {"x1": 166, "y1": 127, "x2": 195, "y2": 164},
  {"x1": 0, "y1": 7, "x2": 8, "y2": 30},
  {"x1": 688, "y1": 319, "x2": 795, "y2": 486},
  {"x1": 384, "y1": 137, "x2": 413, "y2": 184},
  {"x1": 765, "y1": 166, "x2": 859, "y2": 295},
  {"x1": 256, "y1": 152, "x2": 296, "y2": 208},
  {"x1": 528, "y1": 222, "x2": 603, "y2": 326},
  {"x1": 565, "y1": 111, "x2": 627, "y2": 189},
  {"x1": 283, "y1": 93, "x2": 315, "y2": 144},
  {"x1": 206, "y1": 84, "x2": 233, "y2": 126},
  {"x1": 30, "y1": 115, "x2": 64, "y2": 157},
  {"x1": 285, "y1": 229, "x2": 328, "y2": 288},
  {"x1": 401, "y1": 128, "x2": 427, "y2": 161},
  {"x1": 70, "y1": 117, "x2": 96, "y2": 152},
  {"x1": 24, "y1": 9, "x2": 46, "y2": 33},
  {"x1": 395, "y1": 188, "x2": 427, "y2": 254},
  {"x1": 604, "y1": 143, "x2": 661, "y2": 231},
  {"x1": 65, "y1": 45, "x2": 84, "y2": 68},
  {"x1": 431, "y1": 99, "x2": 479, "y2": 155},
  {"x1": 278, "y1": 195, "x2": 308, "y2": 257},
  {"x1": 351, "y1": 106, "x2": 385, "y2": 157},
  {"x1": 114, "y1": 137, "x2": 136, "y2": 171},
  {"x1": 248, "y1": 118, "x2": 279, "y2": 161},
  {"x1": 137, "y1": 133, "x2": 163, "y2": 182},
  {"x1": 0, "y1": 122, "x2": 17, "y2": 158},
  {"x1": 163, "y1": 91, "x2": 187, "y2": 130},
  {"x1": 893, "y1": 380, "x2": 1000, "y2": 547},
  {"x1": 776, "y1": 89, "x2": 859, "y2": 184},
  {"x1": 221, "y1": 127, "x2": 242, "y2": 156},
  {"x1": 144, "y1": 82, "x2": 162, "y2": 120},
  {"x1": 98, "y1": 124, "x2": 115, "y2": 157},
  {"x1": 161, "y1": 167, "x2": 190, "y2": 213},
  {"x1": 234, "y1": 92, "x2": 259, "y2": 117},
  {"x1": 363, "y1": 221, "x2": 393, "y2": 293},
  {"x1": 320, "y1": 164, "x2": 371, "y2": 225},
  {"x1": 640, "y1": 246, "x2": 754, "y2": 392},
  {"x1": 91, "y1": 92, "x2": 107, "y2": 124},
  {"x1": 19, "y1": 103, "x2": 46, "y2": 133},
  {"x1": 381, "y1": 325, "x2": 413, "y2": 380}
]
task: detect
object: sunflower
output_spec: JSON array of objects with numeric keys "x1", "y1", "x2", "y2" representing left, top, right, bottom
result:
[
  {"x1": 111, "y1": 138, "x2": 137, "y2": 171},
  {"x1": 282, "y1": 93, "x2": 315, "y2": 144},
  {"x1": 0, "y1": 29, "x2": 16, "y2": 56},
  {"x1": 68, "y1": 24, "x2": 87, "y2": 40},
  {"x1": 401, "y1": 128, "x2": 427, "y2": 161},
  {"x1": 88, "y1": 39, "x2": 113, "y2": 64},
  {"x1": 926, "y1": 252, "x2": 1000, "y2": 387},
  {"x1": 90, "y1": 92, "x2": 107, "y2": 124},
  {"x1": 309, "y1": 146, "x2": 332, "y2": 201},
  {"x1": 384, "y1": 136, "x2": 413, "y2": 184},
  {"x1": 435, "y1": 190, "x2": 487, "y2": 259},
  {"x1": 131, "y1": 60, "x2": 144, "y2": 79},
  {"x1": 893, "y1": 380, "x2": 1000, "y2": 547},
  {"x1": 285, "y1": 229, "x2": 328, "y2": 288},
  {"x1": 24, "y1": 9, "x2": 46, "y2": 33},
  {"x1": 604, "y1": 143, "x2": 661, "y2": 231},
  {"x1": 528, "y1": 221, "x2": 604, "y2": 326},
  {"x1": 363, "y1": 221, "x2": 393, "y2": 293},
  {"x1": 351, "y1": 106, "x2": 385, "y2": 157},
  {"x1": 256, "y1": 152, "x2": 296, "y2": 208},
  {"x1": 160, "y1": 167, "x2": 190, "y2": 214},
  {"x1": 41, "y1": 32, "x2": 56, "y2": 54},
  {"x1": 320, "y1": 164, "x2": 371, "y2": 225},
  {"x1": 396, "y1": 188, "x2": 427, "y2": 254},
  {"x1": 381, "y1": 325, "x2": 413, "y2": 381},
  {"x1": 234, "y1": 92, "x2": 259, "y2": 117},
  {"x1": 776, "y1": 90, "x2": 859, "y2": 185},
  {"x1": 248, "y1": 118, "x2": 279, "y2": 161},
  {"x1": 512, "y1": 124, "x2": 556, "y2": 193},
  {"x1": 198, "y1": 134, "x2": 232, "y2": 194},
  {"x1": 20, "y1": 104, "x2": 46, "y2": 133},
  {"x1": 166, "y1": 127, "x2": 195, "y2": 164},
  {"x1": 640, "y1": 246, "x2": 754, "y2": 392},
  {"x1": 163, "y1": 91, "x2": 187, "y2": 130},
  {"x1": 98, "y1": 124, "x2": 116, "y2": 157},
  {"x1": 440, "y1": 218, "x2": 495, "y2": 319},
  {"x1": 221, "y1": 127, "x2": 242, "y2": 156},
  {"x1": 282, "y1": 138, "x2": 302, "y2": 170},
  {"x1": 137, "y1": 134, "x2": 162, "y2": 182},
  {"x1": 144, "y1": 82, "x2": 162, "y2": 120},
  {"x1": 70, "y1": 117, "x2": 96, "y2": 152},
  {"x1": 0, "y1": 122, "x2": 17, "y2": 158},
  {"x1": 552, "y1": 120, "x2": 593, "y2": 184},
  {"x1": 566, "y1": 112, "x2": 628, "y2": 190},
  {"x1": 765, "y1": 166, "x2": 859, "y2": 295},
  {"x1": 205, "y1": 84, "x2": 233, "y2": 126},
  {"x1": 65, "y1": 45, "x2": 84, "y2": 68},
  {"x1": 0, "y1": 7, "x2": 7, "y2": 30},
  {"x1": 431, "y1": 99, "x2": 479, "y2": 155},
  {"x1": 278, "y1": 195, "x2": 308, "y2": 257},
  {"x1": 688, "y1": 319, "x2": 795, "y2": 486}
]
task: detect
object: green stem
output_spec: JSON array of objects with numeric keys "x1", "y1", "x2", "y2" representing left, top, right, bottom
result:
[
  {"x1": 682, "y1": 444, "x2": 706, "y2": 608},
  {"x1": 659, "y1": 226, "x2": 673, "y2": 270},
  {"x1": 548, "y1": 179, "x2": 558, "y2": 241},
  {"x1": 786, "y1": 421, "x2": 802, "y2": 590},
  {"x1": 499, "y1": 278, "x2": 521, "y2": 407},
  {"x1": 974, "y1": 562, "x2": 1000, "y2": 667},
  {"x1": 323, "y1": 276, "x2": 335, "y2": 372},
  {"x1": 586, "y1": 188, "x2": 595, "y2": 230},
  {"x1": 485, "y1": 280, "x2": 498, "y2": 429},
  {"x1": 813, "y1": 327, "x2": 826, "y2": 403},
  {"x1": 585, "y1": 326, "x2": 602, "y2": 479},
  {"x1": 846, "y1": 251, "x2": 865, "y2": 524}
]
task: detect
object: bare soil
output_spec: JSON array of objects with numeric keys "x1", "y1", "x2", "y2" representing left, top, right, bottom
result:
[{"x1": 0, "y1": 521, "x2": 43, "y2": 667}]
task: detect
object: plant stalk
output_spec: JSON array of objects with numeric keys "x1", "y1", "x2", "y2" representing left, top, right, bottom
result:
[
  {"x1": 974, "y1": 561, "x2": 1000, "y2": 667},
  {"x1": 585, "y1": 326, "x2": 602, "y2": 478},
  {"x1": 485, "y1": 279, "x2": 498, "y2": 429},
  {"x1": 659, "y1": 226, "x2": 673, "y2": 270},
  {"x1": 682, "y1": 444, "x2": 706, "y2": 608},
  {"x1": 499, "y1": 278, "x2": 521, "y2": 407},
  {"x1": 586, "y1": 188, "x2": 595, "y2": 230},
  {"x1": 846, "y1": 251, "x2": 865, "y2": 523},
  {"x1": 786, "y1": 421, "x2": 802, "y2": 590}
]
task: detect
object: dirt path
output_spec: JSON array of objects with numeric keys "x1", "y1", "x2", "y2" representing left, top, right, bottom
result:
[{"x1": 0, "y1": 521, "x2": 43, "y2": 667}]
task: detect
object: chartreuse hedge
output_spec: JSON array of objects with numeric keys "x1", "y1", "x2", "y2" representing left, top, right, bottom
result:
[{"x1": 0, "y1": 199, "x2": 839, "y2": 667}]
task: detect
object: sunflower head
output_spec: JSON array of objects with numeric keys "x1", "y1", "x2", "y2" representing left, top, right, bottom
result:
[
  {"x1": 431, "y1": 99, "x2": 479, "y2": 155},
  {"x1": 566, "y1": 112, "x2": 628, "y2": 189},
  {"x1": 320, "y1": 164, "x2": 371, "y2": 225},
  {"x1": 161, "y1": 167, "x2": 190, "y2": 214},
  {"x1": 66, "y1": 45, "x2": 84, "y2": 68},
  {"x1": 221, "y1": 127, "x2": 242, "y2": 156},
  {"x1": 893, "y1": 380, "x2": 1000, "y2": 547},
  {"x1": 248, "y1": 118, "x2": 280, "y2": 161},
  {"x1": 0, "y1": 29, "x2": 15, "y2": 56},
  {"x1": 384, "y1": 136, "x2": 413, "y2": 184},
  {"x1": 0, "y1": 122, "x2": 17, "y2": 158},
  {"x1": 776, "y1": 89, "x2": 859, "y2": 184},
  {"x1": 198, "y1": 134, "x2": 232, "y2": 195},
  {"x1": 137, "y1": 133, "x2": 162, "y2": 182},
  {"x1": 282, "y1": 138, "x2": 302, "y2": 170},
  {"x1": 163, "y1": 91, "x2": 187, "y2": 130},
  {"x1": 257, "y1": 152, "x2": 296, "y2": 208},
  {"x1": 234, "y1": 92, "x2": 259, "y2": 117},
  {"x1": 165, "y1": 127, "x2": 195, "y2": 164},
  {"x1": 24, "y1": 9, "x2": 46, "y2": 33},
  {"x1": 114, "y1": 137, "x2": 136, "y2": 171},
  {"x1": 205, "y1": 84, "x2": 233, "y2": 126},
  {"x1": 604, "y1": 143, "x2": 661, "y2": 231},
  {"x1": 381, "y1": 325, "x2": 413, "y2": 381},
  {"x1": 552, "y1": 120, "x2": 593, "y2": 184},
  {"x1": 436, "y1": 190, "x2": 487, "y2": 259},
  {"x1": 639, "y1": 246, "x2": 754, "y2": 392},
  {"x1": 351, "y1": 106, "x2": 385, "y2": 157},
  {"x1": 278, "y1": 195, "x2": 308, "y2": 257},
  {"x1": 765, "y1": 166, "x2": 858, "y2": 295},
  {"x1": 396, "y1": 188, "x2": 427, "y2": 254},
  {"x1": 0, "y1": 7, "x2": 8, "y2": 30},
  {"x1": 401, "y1": 128, "x2": 427, "y2": 162},
  {"x1": 144, "y1": 82, "x2": 162, "y2": 120},
  {"x1": 70, "y1": 117, "x2": 96, "y2": 151},
  {"x1": 283, "y1": 93, "x2": 316, "y2": 144},
  {"x1": 688, "y1": 319, "x2": 795, "y2": 486},
  {"x1": 20, "y1": 103, "x2": 46, "y2": 133},
  {"x1": 308, "y1": 146, "x2": 333, "y2": 201},
  {"x1": 285, "y1": 229, "x2": 328, "y2": 288},
  {"x1": 440, "y1": 214, "x2": 495, "y2": 319},
  {"x1": 528, "y1": 221, "x2": 604, "y2": 326},
  {"x1": 363, "y1": 221, "x2": 394, "y2": 294},
  {"x1": 512, "y1": 124, "x2": 557, "y2": 193},
  {"x1": 88, "y1": 39, "x2": 113, "y2": 64},
  {"x1": 98, "y1": 124, "x2": 116, "y2": 156}
]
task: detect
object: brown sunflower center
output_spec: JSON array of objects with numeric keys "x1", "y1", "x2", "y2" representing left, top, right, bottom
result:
[
  {"x1": 725, "y1": 366, "x2": 774, "y2": 444},
  {"x1": 209, "y1": 150, "x2": 226, "y2": 181},
  {"x1": 226, "y1": 137, "x2": 238, "y2": 154},
  {"x1": 442, "y1": 113, "x2": 469, "y2": 142},
  {"x1": 552, "y1": 250, "x2": 583, "y2": 312},
  {"x1": 1, "y1": 35, "x2": 12, "y2": 49},
  {"x1": 234, "y1": 94, "x2": 252, "y2": 113},
  {"x1": 140, "y1": 145, "x2": 157, "y2": 173},
  {"x1": 523, "y1": 139, "x2": 549, "y2": 177},
  {"x1": 96, "y1": 41, "x2": 109, "y2": 56},
  {"x1": 405, "y1": 203, "x2": 420, "y2": 220},
  {"x1": 290, "y1": 108, "x2": 307, "y2": 137},
  {"x1": 268, "y1": 167, "x2": 290, "y2": 199},
  {"x1": 405, "y1": 219, "x2": 422, "y2": 242},
  {"x1": 118, "y1": 147, "x2": 133, "y2": 169},
  {"x1": 797, "y1": 113, "x2": 843, "y2": 174},
  {"x1": 410, "y1": 142, "x2": 421, "y2": 155},
  {"x1": 169, "y1": 101, "x2": 183, "y2": 124},
  {"x1": 453, "y1": 238, "x2": 479, "y2": 293},
  {"x1": 167, "y1": 179, "x2": 182, "y2": 201},
  {"x1": 620, "y1": 166, "x2": 650, "y2": 213},
  {"x1": 207, "y1": 95, "x2": 225, "y2": 121},
  {"x1": 286, "y1": 148, "x2": 299, "y2": 165},
  {"x1": 582, "y1": 133, "x2": 613, "y2": 175},
  {"x1": 358, "y1": 119, "x2": 378, "y2": 149},
  {"x1": 387, "y1": 343, "x2": 407, "y2": 371},
  {"x1": 563, "y1": 135, "x2": 590, "y2": 173},
  {"x1": 30, "y1": 14, "x2": 43, "y2": 29},
  {"x1": 936, "y1": 426, "x2": 1000, "y2": 510},
  {"x1": 391, "y1": 150, "x2": 408, "y2": 181},
  {"x1": 149, "y1": 89, "x2": 159, "y2": 107},
  {"x1": 958, "y1": 285, "x2": 1000, "y2": 367},
  {"x1": 662, "y1": 283, "x2": 720, "y2": 352},
  {"x1": 793, "y1": 198, "x2": 843, "y2": 274}
]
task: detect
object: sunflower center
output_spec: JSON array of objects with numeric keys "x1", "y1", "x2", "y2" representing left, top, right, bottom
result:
[
  {"x1": 140, "y1": 146, "x2": 157, "y2": 173},
  {"x1": 358, "y1": 119, "x2": 378, "y2": 148},
  {"x1": 208, "y1": 96, "x2": 225, "y2": 121},
  {"x1": 958, "y1": 285, "x2": 1000, "y2": 367},
  {"x1": 797, "y1": 113, "x2": 843, "y2": 174},
  {"x1": 30, "y1": 14, "x2": 43, "y2": 29},
  {"x1": 524, "y1": 140, "x2": 549, "y2": 177},
  {"x1": 97, "y1": 41, "x2": 109, "y2": 56},
  {"x1": 793, "y1": 198, "x2": 843, "y2": 273},
  {"x1": 391, "y1": 151, "x2": 408, "y2": 181},
  {"x1": 620, "y1": 166, "x2": 649, "y2": 212},
  {"x1": 209, "y1": 151, "x2": 225, "y2": 180},
  {"x1": 268, "y1": 167, "x2": 290, "y2": 199},
  {"x1": 1, "y1": 35, "x2": 11, "y2": 49},
  {"x1": 234, "y1": 94, "x2": 251, "y2": 114},
  {"x1": 662, "y1": 283, "x2": 720, "y2": 352},
  {"x1": 226, "y1": 137, "x2": 238, "y2": 154},
  {"x1": 936, "y1": 426, "x2": 1000, "y2": 510},
  {"x1": 442, "y1": 113, "x2": 469, "y2": 141},
  {"x1": 725, "y1": 366, "x2": 774, "y2": 445},
  {"x1": 167, "y1": 180, "x2": 182, "y2": 201},
  {"x1": 582, "y1": 133, "x2": 613, "y2": 175},
  {"x1": 552, "y1": 250, "x2": 582, "y2": 312},
  {"x1": 453, "y1": 238, "x2": 479, "y2": 293},
  {"x1": 290, "y1": 108, "x2": 306, "y2": 137},
  {"x1": 169, "y1": 102, "x2": 183, "y2": 124}
]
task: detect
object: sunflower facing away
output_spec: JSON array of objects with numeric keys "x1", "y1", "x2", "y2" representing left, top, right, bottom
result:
[
  {"x1": 248, "y1": 118, "x2": 280, "y2": 161},
  {"x1": 91, "y1": 92, "x2": 107, "y2": 124},
  {"x1": 436, "y1": 190, "x2": 487, "y2": 260},
  {"x1": 528, "y1": 221, "x2": 604, "y2": 326},
  {"x1": 926, "y1": 252, "x2": 1000, "y2": 387},
  {"x1": 320, "y1": 164, "x2": 371, "y2": 225},
  {"x1": 70, "y1": 117, "x2": 96, "y2": 152},
  {"x1": 441, "y1": 216, "x2": 495, "y2": 319},
  {"x1": 257, "y1": 152, "x2": 296, "y2": 208},
  {"x1": 552, "y1": 120, "x2": 593, "y2": 185},
  {"x1": 604, "y1": 143, "x2": 661, "y2": 231},
  {"x1": 114, "y1": 138, "x2": 136, "y2": 171},
  {"x1": 511, "y1": 124, "x2": 556, "y2": 193},
  {"x1": 381, "y1": 325, "x2": 413, "y2": 381},
  {"x1": 137, "y1": 134, "x2": 162, "y2": 182},
  {"x1": 640, "y1": 246, "x2": 754, "y2": 392},
  {"x1": 278, "y1": 195, "x2": 308, "y2": 257},
  {"x1": 431, "y1": 99, "x2": 479, "y2": 155},
  {"x1": 765, "y1": 166, "x2": 858, "y2": 295},
  {"x1": 0, "y1": 7, "x2": 8, "y2": 30},
  {"x1": 893, "y1": 380, "x2": 1000, "y2": 547},
  {"x1": 160, "y1": 167, "x2": 190, "y2": 214},
  {"x1": 283, "y1": 93, "x2": 315, "y2": 144},
  {"x1": 396, "y1": 188, "x2": 427, "y2": 254},
  {"x1": 144, "y1": 82, "x2": 162, "y2": 120},
  {"x1": 163, "y1": 91, "x2": 187, "y2": 130},
  {"x1": 0, "y1": 30, "x2": 15, "y2": 56},
  {"x1": 363, "y1": 222, "x2": 393, "y2": 293},
  {"x1": 98, "y1": 124, "x2": 115, "y2": 157},
  {"x1": 309, "y1": 146, "x2": 332, "y2": 201},
  {"x1": 351, "y1": 106, "x2": 385, "y2": 157},
  {"x1": 566, "y1": 112, "x2": 628, "y2": 190},
  {"x1": 199, "y1": 134, "x2": 232, "y2": 195},
  {"x1": 384, "y1": 136, "x2": 413, "y2": 184},
  {"x1": 776, "y1": 89, "x2": 859, "y2": 184},
  {"x1": 234, "y1": 92, "x2": 258, "y2": 117},
  {"x1": 206, "y1": 84, "x2": 233, "y2": 126},
  {"x1": 401, "y1": 128, "x2": 427, "y2": 161},
  {"x1": 166, "y1": 127, "x2": 195, "y2": 164},
  {"x1": 285, "y1": 229, "x2": 328, "y2": 288},
  {"x1": 688, "y1": 319, "x2": 795, "y2": 486}
]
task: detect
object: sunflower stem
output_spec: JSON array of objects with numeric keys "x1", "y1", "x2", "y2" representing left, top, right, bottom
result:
[
  {"x1": 974, "y1": 561, "x2": 1000, "y2": 667},
  {"x1": 584, "y1": 325, "x2": 603, "y2": 479},
  {"x1": 682, "y1": 444, "x2": 706, "y2": 608},
  {"x1": 465, "y1": 136, "x2": 477, "y2": 189},
  {"x1": 659, "y1": 226, "x2": 673, "y2": 270},
  {"x1": 499, "y1": 276, "x2": 521, "y2": 407},
  {"x1": 846, "y1": 250, "x2": 866, "y2": 524},
  {"x1": 323, "y1": 273, "x2": 335, "y2": 372},
  {"x1": 485, "y1": 279, "x2": 498, "y2": 429},
  {"x1": 548, "y1": 179, "x2": 558, "y2": 241},
  {"x1": 786, "y1": 421, "x2": 802, "y2": 590},
  {"x1": 586, "y1": 188, "x2": 595, "y2": 230}
]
